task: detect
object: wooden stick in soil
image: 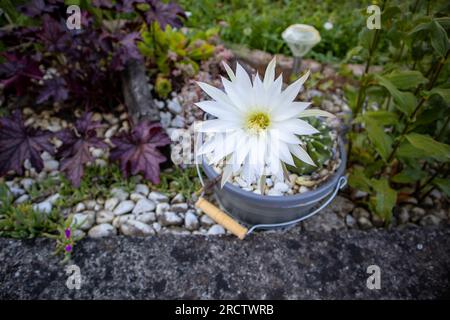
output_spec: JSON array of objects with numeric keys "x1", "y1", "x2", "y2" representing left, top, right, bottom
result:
[{"x1": 194, "y1": 173, "x2": 248, "y2": 240}]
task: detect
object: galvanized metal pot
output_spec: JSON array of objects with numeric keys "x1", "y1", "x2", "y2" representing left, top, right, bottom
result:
[{"x1": 202, "y1": 138, "x2": 347, "y2": 226}]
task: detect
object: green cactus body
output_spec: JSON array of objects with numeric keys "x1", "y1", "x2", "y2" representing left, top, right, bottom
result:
[{"x1": 287, "y1": 117, "x2": 333, "y2": 175}]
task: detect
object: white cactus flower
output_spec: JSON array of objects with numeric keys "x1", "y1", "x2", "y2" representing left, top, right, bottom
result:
[{"x1": 195, "y1": 58, "x2": 334, "y2": 187}]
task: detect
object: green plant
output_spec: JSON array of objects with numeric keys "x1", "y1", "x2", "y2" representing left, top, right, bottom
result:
[
  {"x1": 0, "y1": 183, "x2": 82, "y2": 262},
  {"x1": 139, "y1": 23, "x2": 216, "y2": 93},
  {"x1": 287, "y1": 118, "x2": 334, "y2": 175},
  {"x1": 44, "y1": 216, "x2": 84, "y2": 264},
  {"x1": 348, "y1": 1, "x2": 450, "y2": 223},
  {"x1": 155, "y1": 74, "x2": 173, "y2": 98},
  {"x1": 156, "y1": 166, "x2": 201, "y2": 200},
  {"x1": 59, "y1": 163, "x2": 141, "y2": 206},
  {"x1": 28, "y1": 163, "x2": 139, "y2": 210}
]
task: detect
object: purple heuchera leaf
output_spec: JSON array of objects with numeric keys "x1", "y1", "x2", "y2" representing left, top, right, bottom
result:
[
  {"x1": 145, "y1": 0, "x2": 186, "y2": 29},
  {"x1": 38, "y1": 15, "x2": 70, "y2": 52},
  {"x1": 110, "y1": 121, "x2": 170, "y2": 184},
  {"x1": 0, "y1": 110, "x2": 54, "y2": 176},
  {"x1": 19, "y1": 0, "x2": 58, "y2": 17},
  {"x1": 92, "y1": 0, "x2": 115, "y2": 9},
  {"x1": 110, "y1": 32, "x2": 143, "y2": 70},
  {"x1": 57, "y1": 112, "x2": 107, "y2": 187},
  {"x1": 115, "y1": 0, "x2": 146, "y2": 13},
  {"x1": 37, "y1": 77, "x2": 69, "y2": 104},
  {"x1": 0, "y1": 53, "x2": 42, "y2": 96}
]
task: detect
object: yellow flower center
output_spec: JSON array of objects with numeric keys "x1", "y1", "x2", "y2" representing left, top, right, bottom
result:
[{"x1": 246, "y1": 111, "x2": 270, "y2": 132}]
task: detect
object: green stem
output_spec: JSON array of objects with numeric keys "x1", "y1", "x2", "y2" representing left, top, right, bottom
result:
[
  {"x1": 419, "y1": 168, "x2": 448, "y2": 201},
  {"x1": 395, "y1": 41, "x2": 405, "y2": 62},
  {"x1": 386, "y1": 98, "x2": 426, "y2": 163},
  {"x1": 384, "y1": 95, "x2": 392, "y2": 111},
  {"x1": 436, "y1": 114, "x2": 450, "y2": 141},
  {"x1": 415, "y1": 162, "x2": 445, "y2": 194},
  {"x1": 413, "y1": 0, "x2": 420, "y2": 13},
  {"x1": 353, "y1": 0, "x2": 387, "y2": 117}
]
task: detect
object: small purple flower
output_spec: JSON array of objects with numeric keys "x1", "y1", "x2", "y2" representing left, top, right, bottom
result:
[
  {"x1": 65, "y1": 228, "x2": 71, "y2": 239},
  {"x1": 65, "y1": 244, "x2": 72, "y2": 252}
]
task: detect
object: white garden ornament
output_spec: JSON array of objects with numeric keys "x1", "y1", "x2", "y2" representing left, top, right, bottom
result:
[
  {"x1": 282, "y1": 24, "x2": 321, "y2": 58},
  {"x1": 282, "y1": 24, "x2": 321, "y2": 76},
  {"x1": 195, "y1": 58, "x2": 334, "y2": 187}
]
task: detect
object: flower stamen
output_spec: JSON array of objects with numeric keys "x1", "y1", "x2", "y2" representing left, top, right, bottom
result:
[{"x1": 246, "y1": 111, "x2": 270, "y2": 132}]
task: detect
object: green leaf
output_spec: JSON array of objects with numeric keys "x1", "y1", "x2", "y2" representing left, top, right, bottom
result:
[
  {"x1": 391, "y1": 167, "x2": 427, "y2": 184},
  {"x1": 370, "y1": 178, "x2": 397, "y2": 222},
  {"x1": 405, "y1": 133, "x2": 450, "y2": 161},
  {"x1": 427, "y1": 87, "x2": 450, "y2": 103},
  {"x1": 385, "y1": 70, "x2": 428, "y2": 90},
  {"x1": 397, "y1": 141, "x2": 429, "y2": 159},
  {"x1": 430, "y1": 20, "x2": 449, "y2": 57},
  {"x1": 348, "y1": 167, "x2": 372, "y2": 193},
  {"x1": 374, "y1": 74, "x2": 416, "y2": 116},
  {"x1": 435, "y1": 17, "x2": 450, "y2": 30},
  {"x1": 358, "y1": 28, "x2": 376, "y2": 50},
  {"x1": 364, "y1": 117, "x2": 393, "y2": 161},
  {"x1": 344, "y1": 84, "x2": 358, "y2": 112},
  {"x1": 412, "y1": 103, "x2": 447, "y2": 128},
  {"x1": 409, "y1": 21, "x2": 431, "y2": 35},
  {"x1": 381, "y1": 6, "x2": 401, "y2": 24},
  {"x1": 361, "y1": 111, "x2": 398, "y2": 126},
  {"x1": 433, "y1": 178, "x2": 450, "y2": 197}
]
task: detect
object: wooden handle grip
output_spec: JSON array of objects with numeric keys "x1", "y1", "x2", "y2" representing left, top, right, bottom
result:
[{"x1": 195, "y1": 197, "x2": 248, "y2": 240}]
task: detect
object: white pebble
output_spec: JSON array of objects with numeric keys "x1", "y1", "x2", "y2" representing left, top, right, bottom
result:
[
  {"x1": 96, "y1": 210, "x2": 115, "y2": 224},
  {"x1": 135, "y1": 184, "x2": 149, "y2": 196},
  {"x1": 88, "y1": 224, "x2": 116, "y2": 238},
  {"x1": 132, "y1": 198, "x2": 156, "y2": 214},
  {"x1": 120, "y1": 220, "x2": 155, "y2": 237},
  {"x1": 149, "y1": 191, "x2": 169, "y2": 203},
  {"x1": 273, "y1": 182, "x2": 289, "y2": 193},
  {"x1": 104, "y1": 197, "x2": 119, "y2": 211},
  {"x1": 184, "y1": 211, "x2": 199, "y2": 230},
  {"x1": 113, "y1": 200, "x2": 135, "y2": 216},
  {"x1": 207, "y1": 224, "x2": 225, "y2": 235}
]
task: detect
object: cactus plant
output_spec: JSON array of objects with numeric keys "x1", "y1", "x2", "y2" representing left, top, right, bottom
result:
[{"x1": 288, "y1": 117, "x2": 334, "y2": 175}]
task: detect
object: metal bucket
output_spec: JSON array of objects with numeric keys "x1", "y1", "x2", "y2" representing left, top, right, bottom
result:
[{"x1": 201, "y1": 138, "x2": 347, "y2": 229}]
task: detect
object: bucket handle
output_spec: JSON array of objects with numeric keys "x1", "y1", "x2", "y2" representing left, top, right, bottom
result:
[{"x1": 246, "y1": 176, "x2": 347, "y2": 235}]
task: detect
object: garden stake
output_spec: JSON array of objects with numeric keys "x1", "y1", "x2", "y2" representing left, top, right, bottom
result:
[
  {"x1": 194, "y1": 173, "x2": 248, "y2": 239},
  {"x1": 195, "y1": 197, "x2": 248, "y2": 240}
]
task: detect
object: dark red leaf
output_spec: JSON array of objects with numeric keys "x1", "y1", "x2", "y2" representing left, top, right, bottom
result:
[
  {"x1": 57, "y1": 112, "x2": 107, "y2": 187},
  {"x1": 110, "y1": 121, "x2": 170, "y2": 184},
  {"x1": 0, "y1": 110, "x2": 54, "y2": 176}
]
